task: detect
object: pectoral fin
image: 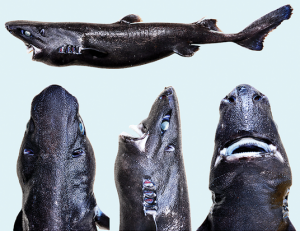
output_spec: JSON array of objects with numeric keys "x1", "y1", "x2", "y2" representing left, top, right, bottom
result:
[
  {"x1": 13, "y1": 210, "x2": 23, "y2": 231},
  {"x1": 94, "y1": 206, "x2": 110, "y2": 230},
  {"x1": 116, "y1": 14, "x2": 142, "y2": 24},
  {"x1": 173, "y1": 44, "x2": 199, "y2": 57},
  {"x1": 81, "y1": 48, "x2": 108, "y2": 58}
]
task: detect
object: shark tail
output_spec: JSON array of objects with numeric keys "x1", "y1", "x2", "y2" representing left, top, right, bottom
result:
[{"x1": 234, "y1": 5, "x2": 292, "y2": 51}]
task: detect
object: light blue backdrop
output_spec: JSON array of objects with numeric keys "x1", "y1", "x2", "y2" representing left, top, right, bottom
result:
[{"x1": 1, "y1": 0, "x2": 299, "y2": 230}]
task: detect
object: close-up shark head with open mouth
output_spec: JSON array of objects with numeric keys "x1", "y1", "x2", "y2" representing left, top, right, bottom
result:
[
  {"x1": 115, "y1": 86, "x2": 191, "y2": 231},
  {"x1": 197, "y1": 84, "x2": 294, "y2": 231},
  {"x1": 213, "y1": 84, "x2": 289, "y2": 170},
  {"x1": 5, "y1": 21, "x2": 91, "y2": 66}
]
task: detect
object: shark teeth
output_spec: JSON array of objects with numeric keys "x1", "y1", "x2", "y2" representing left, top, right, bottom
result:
[
  {"x1": 214, "y1": 138, "x2": 284, "y2": 167},
  {"x1": 120, "y1": 123, "x2": 148, "y2": 152},
  {"x1": 26, "y1": 44, "x2": 42, "y2": 58}
]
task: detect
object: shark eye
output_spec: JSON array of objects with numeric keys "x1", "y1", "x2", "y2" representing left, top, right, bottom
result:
[
  {"x1": 78, "y1": 116, "x2": 85, "y2": 135},
  {"x1": 72, "y1": 149, "x2": 85, "y2": 158},
  {"x1": 79, "y1": 122, "x2": 84, "y2": 134},
  {"x1": 161, "y1": 114, "x2": 171, "y2": 134},
  {"x1": 24, "y1": 149, "x2": 34, "y2": 155},
  {"x1": 39, "y1": 29, "x2": 45, "y2": 36},
  {"x1": 21, "y1": 29, "x2": 31, "y2": 37}
]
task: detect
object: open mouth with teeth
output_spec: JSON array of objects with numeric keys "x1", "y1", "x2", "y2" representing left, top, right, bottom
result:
[
  {"x1": 120, "y1": 123, "x2": 149, "y2": 152},
  {"x1": 214, "y1": 137, "x2": 284, "y2": 167},
  {"x1": 25, "y1": 43, "x2": 42, "y2": 58}
]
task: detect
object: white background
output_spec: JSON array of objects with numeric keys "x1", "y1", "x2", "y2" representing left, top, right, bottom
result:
[{"x1": 1, "y1": 0, "x2": 299, "y2": 230}]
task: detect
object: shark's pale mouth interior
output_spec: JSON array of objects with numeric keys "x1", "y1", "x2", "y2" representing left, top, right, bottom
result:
[
  {"x1": 120, "y1": 123, "x2": 148, "y2": 152},
  {"x1": 25, "y1": 43, "x2": 41, "y2": 58},
  {"x1": 214, "y1": 137, "x2": 284, "y2": 167}
]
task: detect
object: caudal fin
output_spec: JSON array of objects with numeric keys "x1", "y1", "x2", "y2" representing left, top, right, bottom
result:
[{"x1": 235, "y1": 5, "x2": 292, "y2": 50}]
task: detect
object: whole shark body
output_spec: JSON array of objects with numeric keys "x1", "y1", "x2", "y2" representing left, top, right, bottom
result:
[
  {"x1": 197, "y1": 84, "x2": 294, "y2": 231},
  {"x1": 115, "y1": 87, "x2": 191, "y2": 230},
  {"x1": 5, "y1": 5, "x2": 292, "y2": 69},
  {"x1": 14, "y1": 85, "x2": 109, "y2": 231}
]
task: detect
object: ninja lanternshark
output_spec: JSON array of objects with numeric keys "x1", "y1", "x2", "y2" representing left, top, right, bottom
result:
[
  {"x1": 14, "y1": 85, "x2": 109, "y2": 231},
  {"x1": 115, "y1": 87, "x2": 191, "y2": 230},
  {"x1": 5, "y1": 5, "x2": 292, "y2": 69},
  {"x1": 197, "y1": 84, "x2": 294, "y2": 231}
]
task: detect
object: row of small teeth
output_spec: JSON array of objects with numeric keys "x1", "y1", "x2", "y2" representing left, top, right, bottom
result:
[
  {"x1": 214, "y1": 138, "x2": 284, "y2": 167},
  {"x1": 58, "y1": 45, "x2": 81, "y2": 54},
  {"x1": 26, "y1": 44, "x2": 41, "y2": 55}
]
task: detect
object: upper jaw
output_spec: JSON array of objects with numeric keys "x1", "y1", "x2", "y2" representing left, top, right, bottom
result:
[
  {"x1": 120, "y1": 123, "x2": 149, "y2": 152},
  {"x1": 214, "y1": 137, "x2": 284, "y2": 167}
]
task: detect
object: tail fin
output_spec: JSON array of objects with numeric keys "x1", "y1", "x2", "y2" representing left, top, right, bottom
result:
[{"x1": 235, "y1": 5, "x2": 293, "y2": 50}]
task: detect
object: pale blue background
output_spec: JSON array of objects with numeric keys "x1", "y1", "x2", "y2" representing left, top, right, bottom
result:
[{"x1": 1, "y1": 0, "x2": 299, "y2": 230}]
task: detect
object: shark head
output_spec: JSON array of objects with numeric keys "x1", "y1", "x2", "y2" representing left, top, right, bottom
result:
[
  {"x1": 5, "y1": 21, "x2": 85, "y2": 66},
  {"x1": 208, "y1": 84, "x2": 292, "y2": 229},
  {"x1": 119, "y1": 86, "x2": 180, "y2": 156},
  {"x1": 18, "y1": 85, "x2": 98, "y2": 230},
  {"x1": 115, "y1": 86, "x2": 190, "y2": 230}
]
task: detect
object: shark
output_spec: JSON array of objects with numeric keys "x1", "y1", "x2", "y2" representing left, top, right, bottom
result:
[
  {"x1": 197, "y1": 84, "x2": 294, "y2": 231},
  {"x1": 5, "y1": 5, "x2": 292, "y2": 69},
  {"x1": 14, "y1": 85, "x2": 109, "y2": 231},
  {"x1": 115, "y1": 87, "x2": 191, "y2": 230}
]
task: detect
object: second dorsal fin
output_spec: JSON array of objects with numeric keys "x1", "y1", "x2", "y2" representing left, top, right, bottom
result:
[
  {"x1": 117, "y1": 14, "x2": 143, "y2": 24},
  {"x1": 193, "y1": 19, "x2": 222, "y2": 32}
]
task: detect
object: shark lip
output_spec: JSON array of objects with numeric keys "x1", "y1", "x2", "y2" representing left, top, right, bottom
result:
[
  {"x1": 214, "y1": 137, "x2": 284, "y2": 167},
  {"x1": 25, "y1": 43, "x2": 42, "y2": 59},
  {"x1": 120, "y1": 123, "x2": 149, "y2": 152}
]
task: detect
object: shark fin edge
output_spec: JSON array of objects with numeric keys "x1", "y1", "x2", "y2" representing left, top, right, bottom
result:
[
  {"x1": 13, "y1": 210, "x2": 23, "y2": 231},
  {"x1": 235, "y1": 5, "x2": 293, "y2": 51}
]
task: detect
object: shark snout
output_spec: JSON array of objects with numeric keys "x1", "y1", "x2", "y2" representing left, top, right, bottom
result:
[
  {"x1": 159, "y1": 86, "x2": 173, "y2": 99},
  {"x1": 225, "y1": 84, "x2": 265, "y2": 104},
  {"x1": 5, "y1": 22, "x2": 13, "y2": 33}
]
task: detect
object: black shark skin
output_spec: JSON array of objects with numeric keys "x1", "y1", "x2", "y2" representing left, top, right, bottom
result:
[
  {"x1": 5, "y1": 5, "x2": 292, "y2": 69},
  {"x1": 197, "y1": 84, "x2": 294, "y2": 231},
  {"x1": 115, "y1": 87, "x2": 191, "y2": 230},
  {"x1": 14, "y1": 85, "x2": 109, "y2": 231}
]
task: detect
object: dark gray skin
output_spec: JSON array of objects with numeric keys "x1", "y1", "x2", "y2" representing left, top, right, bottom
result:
[
  {"x1": 5, "y1": 5, "x2": 292, "y2": 69},
  {"x1": 197, "y1": 84, "x2": 295, "y2": 231},
  {"x1": 14, "y1": 85, "x2": 109, "y2": 231},
  {"x1": 115, "y1": 87, "x2": 191, "y2": 230}
]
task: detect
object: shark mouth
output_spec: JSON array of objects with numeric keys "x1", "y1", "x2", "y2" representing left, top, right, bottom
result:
[
  {"x1": 25, "y1": 43, "x2": 42, "y2": 58},
  {"x1": 120, "y1": 123, "x2": 149, "y2": 152},
  {"x1": 214, "y1": 137, "x2": 284, "y2": 167}
]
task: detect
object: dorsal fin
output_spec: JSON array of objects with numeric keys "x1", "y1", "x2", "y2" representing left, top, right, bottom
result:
[
  {"x1": 117, "y1": 14, "x2": 142, "y2": 24},
  {"x1": 193, "y1": 19, "x2": 222, "y2": 32}
]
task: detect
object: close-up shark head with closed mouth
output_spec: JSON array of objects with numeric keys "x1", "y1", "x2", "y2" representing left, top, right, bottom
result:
[{"x1": 198, "y1": 84, "x2": 294, "y2": 231}]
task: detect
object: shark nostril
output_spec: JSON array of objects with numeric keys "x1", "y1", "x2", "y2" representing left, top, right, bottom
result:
[
  {"x1": 253, "y1": 95, "x2": 262, "y2": 101},
  {"x1": 228, "y1": 96, "x2": 235, "y2": 103}
]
